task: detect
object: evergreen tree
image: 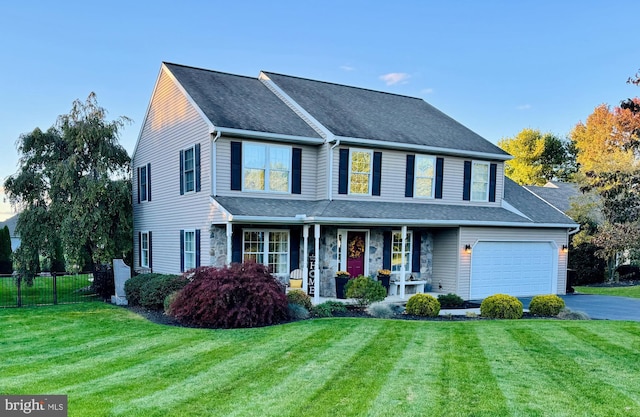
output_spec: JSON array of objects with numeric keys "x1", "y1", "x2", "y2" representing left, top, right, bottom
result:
[{"x1": 0, "y1": 225, "x2": 13, "y2": 274}]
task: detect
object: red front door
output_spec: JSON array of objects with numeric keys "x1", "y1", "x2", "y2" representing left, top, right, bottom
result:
[{"x1": 346, "y1": 232, "x2": 366, "y2": 278}]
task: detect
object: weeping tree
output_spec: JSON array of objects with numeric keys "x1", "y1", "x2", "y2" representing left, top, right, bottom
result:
[{"x1": 4, "y1": 93, "x2": 132, "y2": 279}]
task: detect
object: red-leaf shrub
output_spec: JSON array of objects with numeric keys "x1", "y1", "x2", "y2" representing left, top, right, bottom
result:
[{"x1": 168, "y1": 263, "x2": 288, "y2": 328}]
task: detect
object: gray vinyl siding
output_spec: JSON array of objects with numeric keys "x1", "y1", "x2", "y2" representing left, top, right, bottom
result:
[
  {"x1": 458, "y1": 227, "x2": 568, "y2": 299},
  {"x1": 432, "y1": 228, "x2": 460, "y2": 296},
  {"x1": 133, "y1": 67, "x2": 213, "y2": 274},
  {"x1": 330, "y1": 146, "x2": 504, "y2": 206},
  {"x1": 215, "y1": 137, "x2": 319, "y2": 200},
  {"x1": 316, "y1": 143, "x2": 329, "y2": 200}
]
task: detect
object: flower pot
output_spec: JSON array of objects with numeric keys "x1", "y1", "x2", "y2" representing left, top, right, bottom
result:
[
  {"x1": 335, "y1": 276, "x2": 350, "y2": 299},
  {"x1": 377, "y1": 274, "x2": 390, "y2": 295}
]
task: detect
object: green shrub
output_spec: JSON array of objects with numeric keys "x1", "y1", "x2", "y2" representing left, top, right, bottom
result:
[
  {"x1": 437, "y1": 293, "x2": 464, "y2": 308},
  {"x1": 405, "y1": 294, "x2": 441, "y2": 317},
  {"x1": 480, "y1": 294, "x2": 523, "y2": 319},
  {"x1": 557, "y1": 308, "x2": 590, "y2": 320},
  {"x1": 164, "y1": 291, "x2": 181, "y2": 315},
  {"x1": 529, "y1": 294, "x2": 565, "y2": 316},
  {"x1": 366, "y1": 302, "x2": 395, "y2": 319},
  {"x1": 311, "y1": 301, "x2": 347, "y2": 318},
  {"x1": 287, "y1": 303, "x2": 310, "y2": 321},
  {"x1": 125, "y1": 273, "x2": 165, "y2": 306},
  {"x1": 286, "y1": 289, "x2": 312, "y2": 310},
  {"x1": 140, "y1": 274, "x2": 187, "y2": 310},
  {"x1": 345, "y1": 275, "x2": 387, "y2": 307}
]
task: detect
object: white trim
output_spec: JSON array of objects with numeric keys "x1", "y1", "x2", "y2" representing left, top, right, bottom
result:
[
  {"x1": 183, "y1": 229, "x2": 197, "y2": 270},
  {"x1": 182, "y1": 144, "x2": 196, "y2": 194},
  {"x1": 337, "y1": 229, "x2": 370, "y2": 275},
  {"x1": 242, "y1": 142, "x2": 292, "y2": 194},
  {"x1": 242, "y1": 228, "x2": 291, "y2": 277},
  {"x1": 216, "y1": 126, "x2": 324, "y2": 145},
  {"x1": 414, "y1": 155, "x2": 436, "y2": 199},
  {"x1": 336, "y1": 135, "x2": 512, "y2": 161},
  {"x1": 501, "y1": 200, "x2": 532, "y2": 221},
  {"x1": 259, "y1": 73, "x2": 333, "y2": 140},
  {"x1": 471, "y1": 161, "x2": 490, "y2": 202},
  {"x1": 522, "y1": 186, "x2": 576, "y2": 220},
  {"x1": 140, "y1": 231, "x2": 150, "y2": 268},
  {"x1": 348, "y1": 149, "x2": 373, "y2": 196}
]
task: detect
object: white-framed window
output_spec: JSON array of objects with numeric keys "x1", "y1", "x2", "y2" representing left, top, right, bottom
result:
[
  {"x1": 471, "y1": 161, "x2": 490, "y2": 202},
  {"x1": 183, "y1": 146, "x2": 195, "y2": 193},
  {"x1": 243, "y1": 143, "x2": 291, "y2": 193},
  {"x1": 141, "y1": 231, "x2": 149, "y2": 268},
  {"x1": 243, "y1": 229, "x2": 290, "y2": 276},
  {"x1": 415, "y1": 155, "x2": 436, "y2": 198},
  {"x1": 139, "y1": 165, "x2": 148, "y2": 201},
  {"x1": 184, "y1": 230, "x2": 196, "y2": 270},
  {"x1": 349, "y1": 149, "x2": 372, "y2": 195},
  {"x1": 391, "y1": 231, "x2": 412, "y2": 276}
]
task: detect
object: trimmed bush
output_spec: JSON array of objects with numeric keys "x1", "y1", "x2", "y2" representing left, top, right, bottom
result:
[
  {"x1": 480, "y1": 294, "x2": 523, "y2": 319},
  {"x1": 311, "y1": 301, "x2": 347, "y2": 318},
  {"x1": 139, "y1": 274, "x2": 187, "y2": 310},
  {"x1": 437, "y1": 293, "x2": 464, "y2": 308},
  {"x1": 405, "y1": 294, "x2": 441, "y2": 317},
  {"x1": 557, "y1": 308, "x2": 590, "y2": 320},
  {"x1": 529, "y1": 294, "x2": 565, "y2": 316},
  {"x1": 286, "y1": 289, "x2": 312, "y2": 311},
  {"x1": 345, "y1": 275, "x2": 387, "y2": 307},
  {"x1": 287, "y1": 303, "x2": 310, "y2": 321},
  {"x1": 168, "y1": 263, "x2": 288, "y2": 328},
  {"x1": 125, "y1": 273, "x2": 179, "y2": 307},
  {"x1": 366, "y1": 302, "x2": 396, "y2": 319}
]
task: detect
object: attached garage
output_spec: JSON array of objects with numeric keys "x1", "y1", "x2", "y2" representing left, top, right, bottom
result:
[{"x1": 469, "y1": 241, "x2": 558, "y2": 299}]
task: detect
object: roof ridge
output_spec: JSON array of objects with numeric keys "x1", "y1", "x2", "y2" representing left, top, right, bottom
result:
[
  {"x1": 163, "y1": 62, "x2": 257, "y2": 81},
  {"x1": 261, "y1": 71, "x2": 425, "y2": 101}
]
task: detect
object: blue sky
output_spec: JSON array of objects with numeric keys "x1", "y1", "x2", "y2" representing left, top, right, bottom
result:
[{"x1": 1, "y1": 0, "x2": 639, "y2": 219}]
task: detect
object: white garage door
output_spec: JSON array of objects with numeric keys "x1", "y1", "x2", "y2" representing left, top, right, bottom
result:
[{"x1": 470, "y1": 241, "x2": 556, "y2": 299}]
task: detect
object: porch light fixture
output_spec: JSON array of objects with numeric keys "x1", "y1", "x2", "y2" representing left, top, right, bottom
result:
[
  {"x1": 464, "y1": 244, "x2": 472, "y2": 254},
  {"x1": 561, "y1": 245, "x2": 568, "y2": 252}
]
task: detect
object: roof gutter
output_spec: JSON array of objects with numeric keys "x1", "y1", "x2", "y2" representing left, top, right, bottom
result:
[
  {"x1": 336, "y1": 135, "x2": 512, "y2": 161},
  {"x1": 215, "y1": 126, "x2": 324, "y2": 145}
]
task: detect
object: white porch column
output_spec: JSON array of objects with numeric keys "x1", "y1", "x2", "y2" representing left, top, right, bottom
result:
[
  {"x1": 226, "y1": 223, "x2": 233, "y2": 265},
  {"x1": 302, "y1": 225, "x2": 309, "y2": 292},
  {"x1": 400, "y1": 225, "x2": 407, "y2": 299},
  {"x1": 314, "y1": 223, "x2": 321, "y2": 305}
]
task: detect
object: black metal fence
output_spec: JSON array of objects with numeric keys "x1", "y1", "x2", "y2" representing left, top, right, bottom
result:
[{"x1": 0, "y1": 273, "x2": 97, "y2": 307}]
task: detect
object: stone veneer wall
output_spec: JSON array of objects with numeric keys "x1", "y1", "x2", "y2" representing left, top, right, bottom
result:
[{"x1": 209, "y1": 225, "x2": 228, "y2": 267}]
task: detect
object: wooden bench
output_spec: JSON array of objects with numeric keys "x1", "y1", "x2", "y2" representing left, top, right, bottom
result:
[{"x1": 389, "y1": 280, "x2": 428, "y2": 297}]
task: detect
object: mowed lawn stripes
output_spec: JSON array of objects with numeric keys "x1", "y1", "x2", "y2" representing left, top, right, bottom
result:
[{"x1": 1, "y1": 303, "x2": 640, "y2": 416}]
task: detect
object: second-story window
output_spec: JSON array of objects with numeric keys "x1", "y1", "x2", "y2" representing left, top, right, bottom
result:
[
  {"x1": 471, "y1": 161, "x2": 490, "y2": 201},
  {"x1": 183, "y1": 147, "x2": 195, "y2": 193},
  {"x1": 243, "y1": 143, "x2": 291, "y2": 193},
  {"x1": 349, "y1": 150, "x2": 372, "y2": 195},
  {"x1": 415, "y1": 155, "x2": 435, "y2": 198}
]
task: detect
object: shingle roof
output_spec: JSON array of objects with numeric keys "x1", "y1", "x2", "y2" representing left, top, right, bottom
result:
[
  {"x1": 164, "y1": 63, "x2": 321, "y2": 139},
  {"x1": 263, "y1": 71, "x2": 509, "y2": 157},
  {"x1": 504, "y1": 179, "x2": 576, "y2": 224},
  {"x1": 523, "y1": 181, "x2": 580, "y2": 213}
]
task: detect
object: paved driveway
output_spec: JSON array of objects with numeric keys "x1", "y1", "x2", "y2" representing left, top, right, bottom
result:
[{"x1": 518, "y1": 294, "x2": 640, "y2": 321}]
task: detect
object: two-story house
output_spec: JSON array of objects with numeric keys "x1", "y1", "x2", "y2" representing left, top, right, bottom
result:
[{"x1": 132, "y1": 62, "x2": 578, "y2": 303}]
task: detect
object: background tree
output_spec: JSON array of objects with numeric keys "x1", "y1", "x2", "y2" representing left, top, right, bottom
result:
[
  {"x1": 498, "y1": 128, "x2": 576, "y2": 185},
  {"x1": 4, "y1": 93, "x2": 132, "y2": 278},
  {"x1": 0, "y1": 225, "x2": 13, "y2": 274}
]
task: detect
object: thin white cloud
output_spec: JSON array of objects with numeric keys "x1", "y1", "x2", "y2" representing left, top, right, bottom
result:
[
  {"x1": 421, "y1": 88, "x2": 434, "y2": 94},
  {"x1": 340, "y1": 65, "x2": 355, "y2": 72},
  {"x1": 379, "y1": 72, "x2": 410, "y2": 86},
  {"x1": 516, "y1": 104, "x2": 532, "y2": 110}
]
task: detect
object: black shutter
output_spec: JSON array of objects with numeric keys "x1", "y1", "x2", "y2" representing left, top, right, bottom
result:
[
  {"x1": 137, "y1": 167, "x2": 141, "y2": 204},
  {"x1": 435, "y1": 158, "x2": 444, "y2": 199},
  {"x1": 147, "y1": 163, "x2": 152, "y2": 201},
  {"x1": 292, "y1": 148, "x2": 302, "y2": 194},
  {"x1": 489, "y1": 163, "x2": 497, "y2": 202},
  {"x1": 180, "y1": 230, "x2": 185, "y2": 272},
  {"x1": 138, "y1": 231, "x2": 142, "y2": 267},
  {"x1": 195, "y1": 229, "x2": 201, "y2": 267},
  {"x1": 463, "y1": 161, "x2": 471, "y2": 201},
  {"x1": 179, "y1": 150, "x2": 185, "y2": 195},
  {"x1": 232, "y1": 229, "x2": 242, "y2": 263},
  {"x1": 231, "y1": 142, "x2": 242, "y2": 191},
  {"x1": 195, "y1": 143, "x2": 201, "y2": 193},
  {"x1": 338, "y1": 149, "x2": 349, "y2": 194},
  {"x1": 372, "y1": 151, "x2": 382, "y2": 196},
  {"x1": 290, "y1": 228, "x2": 300, "y2": 270},
  {"x1": 405, "y1": 155, "x2": 415, "y2": 197},
  {"x1": 412, "y1": 231, "x2": 421, "y2": 272},
  {"x1": 383, "y1": 231, "x2": 391, "y2": 270},
  {"x1": 148, "y1": 231, "x2": 153, "y2": 270}
]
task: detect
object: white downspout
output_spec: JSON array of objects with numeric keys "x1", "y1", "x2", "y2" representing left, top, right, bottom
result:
[
  {"x1": 211, "y1": 130, "x2": 221, "y2": 196},
  {"x1": 328, "y1": 138, "x2": 341, "y2": 201},
  {"x1": 400, "y1": 226, "x2": 407, "y2": 299}
]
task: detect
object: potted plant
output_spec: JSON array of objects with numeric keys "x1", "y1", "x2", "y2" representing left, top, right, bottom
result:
[
  {"x1": 377, "y1": 269, "x2": 391, "y2": 294},
  {"x1": 334, "y1": 271, "x2": 351, "y2": 299}
]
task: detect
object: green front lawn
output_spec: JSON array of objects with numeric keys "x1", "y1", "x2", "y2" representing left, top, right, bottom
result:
[
  {"x1": 575, "y1": 284, "x2": 640, "y2": 299},
  {"x1": 1, "y1": 303, "x2": 640, "y2": 416}
]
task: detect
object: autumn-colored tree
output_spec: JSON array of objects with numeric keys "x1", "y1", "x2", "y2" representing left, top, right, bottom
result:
[{"x1": 498, "y1": 129, "x2": 575, "y2": 185}]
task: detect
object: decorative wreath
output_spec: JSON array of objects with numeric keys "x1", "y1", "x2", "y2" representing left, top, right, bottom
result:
[{"x1": 348, "y1": 235, "x2": 365, "y2": 259}]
